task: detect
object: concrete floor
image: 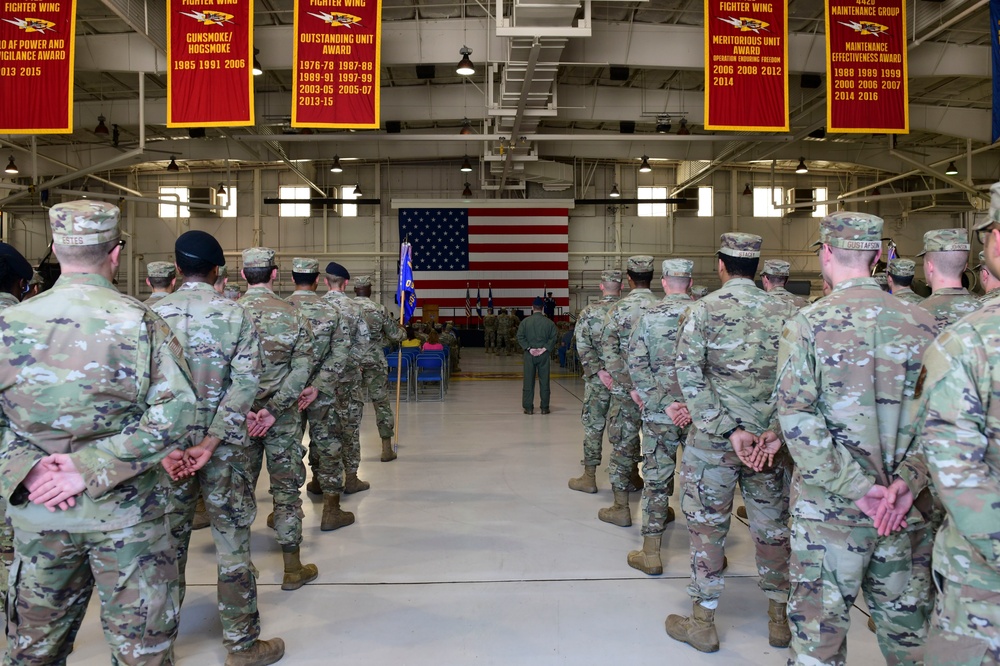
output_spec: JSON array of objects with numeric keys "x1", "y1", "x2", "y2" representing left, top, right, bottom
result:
[{"x1": 24, "y1": 349, "x2": 884, "y2": 664}]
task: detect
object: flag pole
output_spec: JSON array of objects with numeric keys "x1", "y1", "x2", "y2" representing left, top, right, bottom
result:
[{"x1": 393, "y1": 241, "x2": 409, "y2": 456}]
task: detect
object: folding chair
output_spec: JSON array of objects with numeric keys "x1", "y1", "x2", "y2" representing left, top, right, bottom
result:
[
  {"x1": 414, "y1": 354, "x2": 446, "y2": 401},
  {"x1": 387, "y1": 352, "x2": 413, "y2": 401}
]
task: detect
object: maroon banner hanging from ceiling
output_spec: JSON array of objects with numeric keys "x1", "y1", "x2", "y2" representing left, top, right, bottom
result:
[
  {"x1": 825, "y1": 0, "x2": 908, "y2": 133},
  {"x1": 166, "y1": 0, "x2": 254, "y2": 127},
  {"x1": 0, "y1": 0, "x2": 77, "y2": 133},
  {"x1": 704, "y1": 0, "x2": 789, "y2": 131},
  {"x1": 291, "y1": 0, "x2": 381, "y2": 129}
]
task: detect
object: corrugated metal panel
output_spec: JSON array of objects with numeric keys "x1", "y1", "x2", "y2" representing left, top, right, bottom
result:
[{"x1": 99, "y1": 0, "x2": 167, "y2": 52}]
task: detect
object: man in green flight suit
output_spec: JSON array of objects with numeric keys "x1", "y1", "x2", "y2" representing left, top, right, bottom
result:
[{"x1": 516, "y1": 297, "x2": 558, "y2": 415}]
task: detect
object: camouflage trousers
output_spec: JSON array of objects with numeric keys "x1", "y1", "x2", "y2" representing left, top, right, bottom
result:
[
  {"x1": 359, "y1": 361, "x2": 394, "y2": 440},
  {"x1": 926, "y1": 575, "x2": 1000, "y2": 666},
  {"x1": 305, "y1": 389, "x2": 344, "y2": 494},
  {"x1": 166, "y1": 443, "x2": 260, "y2": 652},
  {"x1": 484, "y1": 328, "x2": 497, "y2": 352},
  {"x1": 248, "y1": 410, "x2": 306, "y2": 548},
  {"x1": 580, "y1": 379, "x2": 611, "y2": 467},
  {"x1": 0, "y1": 498, "x2": 10, "y2": 600},
  {"x1": 607, "y1": 394, "x2": 642, "y2": 491},
  {"x1": 680, "y1": 445, "x2": 790, "y2": 605},
  {"x1": 342, "y1": 382, "x2": 365, "y2": 475},
  {"x1": 639, "y1": 419, "x2": 683, "y2": 537},
  {"x1": 787, "y1": 518, "x2": 933, "y2": 666},
  {"x1": 5, "y1": 518, "x2": 178, "y2": 666}
]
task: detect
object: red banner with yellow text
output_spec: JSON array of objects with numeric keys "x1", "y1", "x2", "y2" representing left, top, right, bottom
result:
[
  {"x1": 291, "y1": 0, "x2": 381, "y2": 129},
  {"x1": 704, "y1": 0, "x2": 788, "y2": 131},
  {"x1": 167, "y1": 0, "x2": 254, "y2": 127},
  {"x1": 0, "y1": 0, "x2": 76, "y2": 134},
  {"x1": 825, "y1": 0, "x2": 907, "y2": 133}
]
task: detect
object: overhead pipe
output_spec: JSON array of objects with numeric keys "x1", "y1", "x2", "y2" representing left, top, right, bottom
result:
[
  {"x1": 910, "y1": 0, "x2": 989, "y2": 49},
  {"x1": 233, "y1": 133, "x2": 793, "y2": 143},
  {"x1": 497, "y1": 38, "x2": 542, "y2": 195},
  {"x1": 887, "y1": 136, "x2": 988, "y2": 203},
  {"x1": 0, "y1": 139, "x2": 143, "y2": 198}
]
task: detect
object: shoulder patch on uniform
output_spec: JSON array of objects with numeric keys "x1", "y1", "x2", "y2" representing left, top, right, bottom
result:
[{"x1": 914, "y1": 366, "x2": 927, "y2": 399}]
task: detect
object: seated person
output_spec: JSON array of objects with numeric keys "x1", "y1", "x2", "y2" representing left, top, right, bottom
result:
[
  {"x1": 401, "y1": 326, "x2": 422, "y2": 348},
  {"x1": 422, "y1": 330, "x2": 445, "y2": 351}
]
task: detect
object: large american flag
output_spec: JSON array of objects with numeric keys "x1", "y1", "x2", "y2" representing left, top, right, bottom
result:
[{"x1": 398, "y1": 206, "x2": 569, "y2": 312}]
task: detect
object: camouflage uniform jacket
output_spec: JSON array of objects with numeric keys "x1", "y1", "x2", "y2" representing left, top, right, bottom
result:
[
  {"x1": 355, "y1": 295, "x2": 405, "y2": 369},
  {"x1": 919, "y1": 287, "x2": 980, "y2": 331},
  {"x1": 575, "y1": 295, "x2": 619, "y2": 382},
  {"x1": 770, "y1": 286, "x2": 808, "y2": 309},
  {"x1": 675, "y1": 278, "x2": 797, "y2": 449},
  {"x1": 287, "y1": 290, "x2": 351, "y2": 395},
  {"x1": 916, "y1": 304, "x2": 1000, "y2": 589},
  {"x1": 144, "y1": 291, "x2": 168, "y2": 306},
  {"x1": 483, "y1": 313, "x2": 497, "y2": 332},
  {"x1": 627, "y1": 293, "x2": 692, "y2": 423},
  {"x1": 240, "y1": 285, "x2": 314, "y2": 414},
  {"x1": 0, "y1": 273, "x2": 197, "y2": 532},
  {"x1": 153, "y1": 281, "x2": 262, "y2": 448},
  {"x1": 892, "y1": 287, "x2": 924, "y2": 305},
  {"x1": 440, "y1": 329, "x2": 459, "y2": 350},
  {"x1": 599, "y1": 289, "x2": 659, "y2": 396},
  {"x1": 0, "y1": 292, "x2": 18, "y2": 310},
  {"x1": 322, "y1": 290, "x2": 368, "y2": 385},
  {"x1": 776, "y1": 277, "x2": 937, "y2": 527},
  {"x1": 978, "y1": 288, "x2": 1000, "y2": 306}
]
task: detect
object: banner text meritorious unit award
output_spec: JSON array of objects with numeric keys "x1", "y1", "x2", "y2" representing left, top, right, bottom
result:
[
  {"x1": 292, "y1": 0, "x2": 381, "y2": 128},
  {"x1": 704, "y1": 0, "x2": 789, "y2": 132}
]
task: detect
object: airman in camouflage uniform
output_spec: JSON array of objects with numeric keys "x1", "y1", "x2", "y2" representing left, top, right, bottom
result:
[
  {"x1": 917, "y1": 186, "x2": 1000, "y2": 666},
  {"x1": 354, "y1": 274, "x2": 407, "y2": 462},
  {"x1": 323, "y1": 262, "x2": 371, "y2": 495},
  {"x1": 0, "y1": 243, "x2": 34, "y2": 605},
  {"x1": 596, "y1": 256, "x2": 660, "y2": 527},
  {"x1": 214, "y1": 264, "x2": 229, "y2": 295},
  {"x1": 287, "y1": 258, "x2": 355, "y2": 531},
  {"x1": 497, "y1": 309, "x2": 515, "y2": 356},
  {"x1": 568, "y1": 269, "x2": 622, "y2": 493},
  {"x1": 761, "y1": 259, "x2": 808, "y2": 308},
  {"x1": 144, "y1": 260, "x2": 176, "y2": 305},
  {"x1": 153, "y1": 231, "x2": 285, "y2": 665},
  {"x1": 0, "y1": 200, "x2": 197, "y2": 665},
  {"x1": 667, "y1": 233, "x2": 797, "y2": 653},
  {"x1": 974, "y1": 250, "x2": 1000, "y2": 305},
  {"x1": 776, "y1": 212, "x2": 937, "y2": 666},
  {"x1": 625, "y1": 258, "x2": 693, "y2": 575},
  {"x1": 887, "y1": 258, "x2": 924, "y2": 305},
  {"x1": 483, "y1": 308, "x2": 498, "y2": 353},
  {"x1": 440, "y1": 322, "x2": 460, "y2": 372},
  {"x1": 24, "y1": 269, "x2": 44, "y2": 299},
  {"x1": 918, "y1": 228, "x2": 980, "y2": 330},
  {"x1": 239, "y1": 248, "x2": 319, "y2": 592},
  {"x1": 691, "y1": 284, "x2": 710, "y2": 300}
]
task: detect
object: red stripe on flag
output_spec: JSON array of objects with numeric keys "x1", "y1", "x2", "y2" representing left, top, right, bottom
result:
[
  {"x1": 421, "y1": 297, "x2": 570, "y2": 308},
  {"x1": 467, "y1": 261, "x2": 568, "y2": 271},
  {"x1": 419, "y1": 279, "x2": 569, "y2": 290},
  {"x1": 468, "y1": 242, "x2": 569, "y2": 253},
  {"x1": 468, "y1": 208, "x2": 569, "y2": 217},
  {"x1": 470, "y1": 225, "x2": 568, "y2": 235}
]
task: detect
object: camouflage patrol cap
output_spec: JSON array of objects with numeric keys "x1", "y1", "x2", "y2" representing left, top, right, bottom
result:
[
  {"x1": 601, "y1": 269, "x2": 623, "y2": 283},
  {"x1": 873, "y1": 273, "x2": 888, "y2": 286},
  {"x1": 719, "y1": 232, "x2": 762, "y2": 258},
  {"x1": 242, "y1": 247, "x2": 275, "y2": 269},
  {"x1": 661, "y1": 259, "x2": 694, "y2": 277},
  {"x1": 761, "y1": 259, "x2": 791, "y2": 277},
  {"x1": 812, "y1": 212, "x2": 883, "y2": 251},
  {"x1": 691, "y1": 285, "x2": 710, "y2": 298},
  {"x1": 887, "y1": 258, "x2": 915, "y2": 277},
  {"x1": 627, "y1": 255, "x2": 654, "y2": 272},
  {"x1": 224, "y1": 285, "x2": 242, "y2": 300},
  {"x1": 146, "y1": 261, "x2": 176, "y2": 279},
  {"x1": 27, "y1": 270, "x2": 43, "y2": 286},
  {"x1": 217, "y1": 264, "x2": 228, "y2": 280},
  {"x1": 916, "y1": 228, "x2": 970, "y2": 257},
  {"x1": 972, "y1": 181, "x2": 1000, "y2": 230},
  {"x1": 354, "y1": 275, "x2": 372, "y2": 287},
  {"x1": 292, "y1": 257, "x2": 319, "y2": 273},
  {"x1": 49, "y1": 200, "x2": 121, "y2": 246}
]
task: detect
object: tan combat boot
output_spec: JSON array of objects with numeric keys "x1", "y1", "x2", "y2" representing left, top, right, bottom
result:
[
  {"x1": 344, "y1": 472, "x2": 370, "y2": 494},
  {"x1": 380, "y1": 437, "x2": 397, "y2": 462},
  {"x1": 224, "y1": 637, "x2": 285, "y2": 666},
  {"x1": 568, "y1": 465, "x2": 598, "y2": 494},
  {"x1": 597, "y1": 490, "x2": 632, "y2": 527},
  {"x1": 192, "y1": 495, "x2": 210, "y2": 530},
  {"x1": 627, "y1": 535, "x2": 663, "y2": 575},
  {"x1": 768, "y1": 599, "x2": 792, "y2": 648},
  {"x1": 735, "y1": 505, "x2": 748, "y2": 519},
  {"x1": 266, "y1": 512, "x2": 275, "y2": 529},
  {"x1": 321, "y1": 494, "x2": 355, "y2": 531},
  {"x1": 305, "y1": 477, "x2": 322, "y2": 495},
  {"x1": 665, "y1": 603, "x2": 720, "y2": 653},
  {"x1": 280, "y1": 547, "x2": 319, "y2": 591}
]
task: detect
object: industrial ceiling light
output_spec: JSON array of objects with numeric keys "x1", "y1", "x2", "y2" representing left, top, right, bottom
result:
[
  {"x1": 795, "y1": 157, "x2": 808, "y2": 174},
  {"x1": 166, "y1": 156, "x2": 179, "y2": 172},
  {"x1": 330, "y1": 155, "x2": 343, "y2": 173},
  {"x1": 609, "y1": 183, "x2": 621, "y2": 198},
  {"x1": 742, "y1": 183, "x2": 752, "y2": 196},
  {"x1": 217, "y1": 182, "x2": 227, "y2": 196},
  {"x1": 460, "y1": 156, "x2": 473, "y2": 172},
  {"x1": 353, "y1": 183, "x2": 363, "y2": 197},
  {"x1": 252, "y1": 48, "x2": 263, "y2": 76},
  {"x1": 462, "y1": 182, "x2": 472, "y2": 197},
  {"x1": 656, "y1": 116, "x2": 671, "y2": 134},
  {"x1": 945, "y1": 161, "x2": 959, "y2": 176},
  {"x1": 94, "y1": 114, "x2": 110, "y2": 135},
  {"x1": 639, "y1": 155, "x2": 652, "y2": 173},
  {"x1": 4, "y1": 156, "x2": 17, "y2": 174},
  {"x1": 677, "y1": 119, "x2": 691, "y2": 136},
  {"x1": 872, "y1": 186, "x2": 881, "y2": 196},
  {"x1": 456, "y1": 46, "x2": 475, "y2": 76},
  {"x1": 460, "y1": 118, "x2": 474, "y2": 135}
]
